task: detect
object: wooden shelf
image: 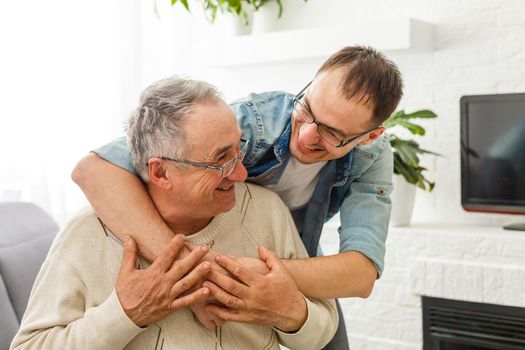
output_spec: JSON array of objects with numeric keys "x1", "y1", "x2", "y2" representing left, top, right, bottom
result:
[{"x1": 195, "y1": 18, "x2": 434, "y2": 67}]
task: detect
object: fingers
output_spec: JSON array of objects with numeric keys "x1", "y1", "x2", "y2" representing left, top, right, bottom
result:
[
  {"x1": 258, "y1": 245, "x2": 282, "y2": 271},
  {"x1": 202, "y1": 280, "x2": 246, "y2": 310},
  {"x1": 185, "y1": 241, "x2": 200, "y2": 251},
  {"x1": 167, "y1": 244, "x2": 209, "y2": 281},
  {"x1": 170, "y1": 261, "x2": 211, "y2": 296},
  {"x1": 206, "y1": 303, "x2": 244, "y2": 323},
  {"x1": 191, "y1": 303, "x2": 224, "y2": 329},
  {"x1": 207, "y1": 268, "x2": 251, "y2": 299},
  {"x1": 215, "y1": 254, "x2": 257, "y2": 285},
  {"x1": 198, "y1": 314, "x2": 217, "y2": 330},
  {"x1": 120, "y1": 236, "x2": 138, "y2": 274},
  {"x1": 258, "y1": 245, "x2": 270, "y2": 262},
  {"x1": 154, "y1": 234, "x2": 186, "y2": 271},
  {"x1": 170, "y1": 287, "x2": 210, "y2": 311}
]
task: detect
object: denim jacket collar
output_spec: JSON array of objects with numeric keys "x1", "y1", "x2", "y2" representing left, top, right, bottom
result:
[{"x1": 272, "y1": 119, "x2": 356, "y2": 186}]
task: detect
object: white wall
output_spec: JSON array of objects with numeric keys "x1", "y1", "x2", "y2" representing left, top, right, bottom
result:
[{"x1": 0, "y1": 0, "x2": 120, "y2": 224}]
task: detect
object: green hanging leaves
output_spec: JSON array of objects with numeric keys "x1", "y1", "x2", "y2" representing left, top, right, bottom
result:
[{"x1": 168, "y1": 0, "x2": 307, "y2": 25}]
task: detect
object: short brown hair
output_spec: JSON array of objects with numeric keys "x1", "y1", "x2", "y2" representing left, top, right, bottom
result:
[{"x1": 317, "y1": 46, "x2": 403, "y2": 126}]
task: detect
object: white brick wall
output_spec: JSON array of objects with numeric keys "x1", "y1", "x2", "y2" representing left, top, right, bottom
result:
[
  {"x1": 321, "y1": 223, "x2": 525, "y2": 350},
  {"x1": 385, "y1": 0, "x2": 525, "y2": 225}
]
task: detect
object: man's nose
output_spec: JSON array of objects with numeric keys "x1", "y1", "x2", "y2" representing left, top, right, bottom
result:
[
  {"x1": 226, "y1": 160, "x2": 248, "y2": 182},
  {"x1": 299, "y1": 122, "x2": 322, "y2": 144}
]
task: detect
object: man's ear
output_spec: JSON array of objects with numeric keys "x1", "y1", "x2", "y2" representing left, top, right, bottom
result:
[
  {"x1": 360, "y1": 127, "x2": 385, "y2": 145},
  {"x1": 147, "y1": 158, "x2": 173, "y2": 190}
]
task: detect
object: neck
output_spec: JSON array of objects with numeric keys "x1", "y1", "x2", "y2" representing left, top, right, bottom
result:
[
  {"x1": 165, "y1": 216, "x2": 212, "y2": 236},
  {"x1": 148, "y1": 185, "x2": 213, "y2": 236}
]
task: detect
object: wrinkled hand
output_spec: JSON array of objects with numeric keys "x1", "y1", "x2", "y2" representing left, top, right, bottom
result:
[
  {"x1": 184, "y1": 245, "x2": 270, "y2": 329},
  {"x1": 203, "y1": 245, "x2": 307, "y2": 332},
  {"x1": 182, "y1": 243, "x2": 226, "y2": 328},
  {"x1": 184, "y1": 243, "x2": 224, "y2": 271},
  {"x1": 185, "y1": 244, "x2": 269, "y2": 276},
  {"x1": 231, "y1": 256, "x2": 269, "y2": 275},
  {"x1": 190, "y1": 302, "x2": 225, "y2": 329},
  {"x1": 116, "y1": 235, "x2": 211, "y2": 327}
]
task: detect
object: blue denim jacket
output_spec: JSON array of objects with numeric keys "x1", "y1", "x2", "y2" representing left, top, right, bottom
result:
[{"x1": 94, "y1": 91, "x2": 393, "y2": 277}]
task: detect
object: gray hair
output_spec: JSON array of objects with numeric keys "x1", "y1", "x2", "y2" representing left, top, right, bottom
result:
[{"x1": 126, "y1": 76, "x2": 222, "y2": 182}]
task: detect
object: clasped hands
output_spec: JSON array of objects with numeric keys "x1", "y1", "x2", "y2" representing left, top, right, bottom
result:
[{"x1": 115, "y1": 235, "x2": 307, "y2": 332}]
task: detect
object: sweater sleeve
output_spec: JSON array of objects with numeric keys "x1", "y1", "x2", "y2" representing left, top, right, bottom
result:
[
  {"x1": 274, "y1": 296, "x2": 338, "y2": 350},
  {"x1": 10, "y1": 256, "x2": 144, "y2": 350},
  {"x1": 273, "y1": 203, "x2": 339, "y2": 350}
]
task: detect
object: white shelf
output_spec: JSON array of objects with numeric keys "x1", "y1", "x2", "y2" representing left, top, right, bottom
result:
[{"x1": 195, "y1": 18, "x2": 434, "y2": 67}]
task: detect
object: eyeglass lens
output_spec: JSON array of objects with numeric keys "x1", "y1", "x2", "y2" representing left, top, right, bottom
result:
[
  {"x1": 294, "y1": 100, "x2": 343, "y2": 147},
  {"x1": 221, "y1": 141, "x2": 248, "y2": 178}
]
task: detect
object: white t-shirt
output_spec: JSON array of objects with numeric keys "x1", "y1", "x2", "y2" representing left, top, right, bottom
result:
[{"x1": 266, "y1": 156, "x2": 327, "y2": 210}]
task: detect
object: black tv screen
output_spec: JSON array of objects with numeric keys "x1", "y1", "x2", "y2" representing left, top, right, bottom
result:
[{"x1": 460, "y1": 93, "x2": 525, "y2": 215}]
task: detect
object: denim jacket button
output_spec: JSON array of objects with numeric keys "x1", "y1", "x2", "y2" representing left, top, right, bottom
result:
[{"x1": 377, "y1": 187, "x2": 386, "y2": 196}]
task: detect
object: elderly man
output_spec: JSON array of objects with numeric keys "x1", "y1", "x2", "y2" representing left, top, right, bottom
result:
[{"x1": 11, "y1": 77, "x2": 337, "y2": 350}]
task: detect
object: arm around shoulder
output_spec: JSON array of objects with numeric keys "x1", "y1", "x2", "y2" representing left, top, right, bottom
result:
[{"x1": 71, "y1": 152, "x2": 174, "y2": 262}]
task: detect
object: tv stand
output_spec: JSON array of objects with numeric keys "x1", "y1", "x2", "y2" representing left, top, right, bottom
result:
[{"x1": 503, "y1": 223, "x2": 525, "y2": 231}]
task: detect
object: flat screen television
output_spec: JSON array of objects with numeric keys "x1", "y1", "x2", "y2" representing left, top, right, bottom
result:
[{"x1": 460, "y1": 93, "x2": 525, "y2": 231}]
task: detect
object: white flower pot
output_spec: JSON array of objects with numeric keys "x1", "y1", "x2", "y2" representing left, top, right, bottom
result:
[
  {"x1": 390, "y1": 175, "x2": 416, "y2": 227},
  {"x1": 214, "y1": 8, "x2": 253, "y2": 36},
  {"x1": 251, "y1": 0, "x2": 311, "y2": 34}
]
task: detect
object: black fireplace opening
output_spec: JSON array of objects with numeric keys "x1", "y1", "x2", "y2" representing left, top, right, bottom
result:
[{"x1": 423, "y1": 296, "x2": 525, "y2": 350}]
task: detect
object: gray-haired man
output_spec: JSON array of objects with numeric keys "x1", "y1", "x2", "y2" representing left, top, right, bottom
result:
[{"x1": 11, "y1": 77, "x2": 337, "y2": 350}]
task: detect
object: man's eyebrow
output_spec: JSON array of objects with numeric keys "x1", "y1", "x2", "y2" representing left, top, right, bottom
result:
[{"x1": 304, "y1": 96, "x2": 347, "y2": 137}]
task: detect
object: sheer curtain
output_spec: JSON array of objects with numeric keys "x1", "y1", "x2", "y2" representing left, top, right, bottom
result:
[
  {"x1": 0, "y1": 1, "x2": 121, "y2": 224},
  {"x1": 0, "y1": 0, "x2": 202, "y2": 225}
]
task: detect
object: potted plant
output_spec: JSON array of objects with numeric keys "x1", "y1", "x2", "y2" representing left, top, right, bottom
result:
[
  {"x1": 384, "y1": 109, "x2": 440, "y2": 226},
  {"x1": 170, "y1": 0, "x2": 309, "y2": 27},
  {"x1": 170, "y1": 0, "x2": 284, "y2": 26}
]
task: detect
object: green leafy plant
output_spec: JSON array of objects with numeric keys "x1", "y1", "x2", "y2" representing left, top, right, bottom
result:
[
  {"x1": 170, "y1": 0, "x2": 306, "y2": 26},
  {"x1": 384, "y1": 109, "x2": 440, "y2": 191}
]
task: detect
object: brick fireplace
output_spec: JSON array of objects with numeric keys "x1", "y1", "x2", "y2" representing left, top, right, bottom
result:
[
  {"x1": 321, "y1": 224, "x2": 525, "y2": 349},
  {"x1": 422, "y1": 296, "x2": 525, "y2": 349}
]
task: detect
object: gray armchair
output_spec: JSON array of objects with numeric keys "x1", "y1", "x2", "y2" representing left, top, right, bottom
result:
[{"x1": 0, "y1": 202, "x2": 58, "y2": 350}]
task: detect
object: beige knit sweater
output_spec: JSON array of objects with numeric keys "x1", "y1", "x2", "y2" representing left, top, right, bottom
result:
[{"x1": 11, "y1": 183, "x2": 337, "y2": 350}]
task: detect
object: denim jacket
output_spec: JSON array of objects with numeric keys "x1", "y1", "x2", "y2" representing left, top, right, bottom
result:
[
  {"x1": 94, "y1": 91, "x2": 393, "y2": 277},
  {"x1": 231, "y1": 91, "x2": 393, "y2": 277}
]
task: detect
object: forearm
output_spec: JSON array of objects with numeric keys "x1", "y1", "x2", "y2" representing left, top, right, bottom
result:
[
  {"x1": 283, "y1": 251, "x2": 377, "y2": 299},
  {"x1": 72, "y1": 153, "x2": 173, "y2": 261}
]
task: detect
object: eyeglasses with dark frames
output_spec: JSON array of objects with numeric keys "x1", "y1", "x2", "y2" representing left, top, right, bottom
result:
[
  {"x1": 293, "y1": 81, "x2": 379, "y2": 148},
  {"x1": 159, "y1": 139, "x2": 249, "y2": 178}
]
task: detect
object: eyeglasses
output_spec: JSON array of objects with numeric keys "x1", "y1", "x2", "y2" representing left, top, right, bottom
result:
[
  {"x1": 160, "y1": 139, "x2": 249, "y2": 178},
  {"x1": 293, "y1": 81, "x2": 379, "y2": 148}
]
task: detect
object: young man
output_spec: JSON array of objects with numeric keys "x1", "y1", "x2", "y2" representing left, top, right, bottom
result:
[{"x1": 72, "y1": 45, "x2": 403, "y2": 349}]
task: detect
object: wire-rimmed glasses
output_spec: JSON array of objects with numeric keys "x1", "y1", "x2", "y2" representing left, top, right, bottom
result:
[
  {"x1": 160, "y1": 139, "x2": 249, "y2": 178},
  {"x1": 293, "y1": 81, "x2": 379, "y2": 148}
]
